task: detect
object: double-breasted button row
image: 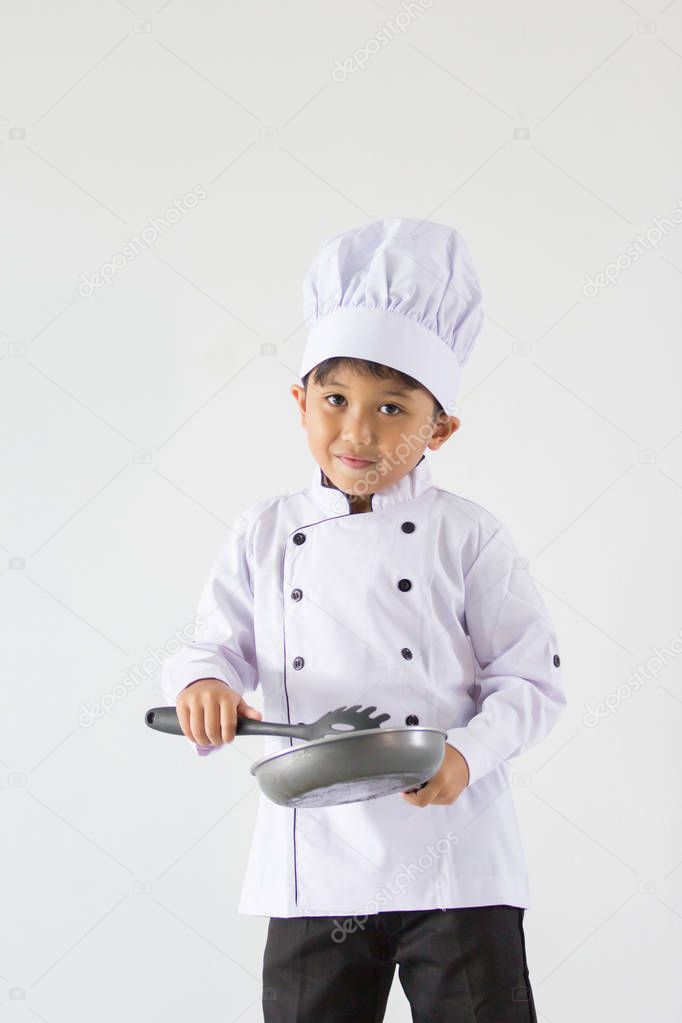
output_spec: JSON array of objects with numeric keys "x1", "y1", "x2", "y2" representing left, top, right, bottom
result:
[
  {"x1": 396, "y1": 527, "x2": 414, "y2": 652},
  {"x1": 288, "y1": 522, "x2": 418, "y2": 672},
  {"x1": 290, "y1": 538, "x2": 305, "y2": 670}
]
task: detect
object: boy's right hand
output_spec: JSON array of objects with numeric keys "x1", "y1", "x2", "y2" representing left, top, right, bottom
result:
[{"x1": 176, "y1": 678, "x2": 262, "y2": 747}]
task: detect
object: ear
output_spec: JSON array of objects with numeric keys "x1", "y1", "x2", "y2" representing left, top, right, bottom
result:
[
  {"x1": 427, "y1": 415, "x2": 460, "y2": 451},
  {"x1": 290, "y1": 384, "x2": 307, "y2": 424}
]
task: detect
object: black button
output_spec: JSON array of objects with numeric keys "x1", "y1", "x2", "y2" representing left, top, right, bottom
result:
[
  {"x1": 401, "y1": 521, "x2": 416, "y2": 533},
  {"x1": 291, "y1": 589, "x2": 302, "y2": 601},
  {"x1": 293, "y1": 532, "x2": 306, "y2": 545},
  {"x1": 405, "y1": 714, "x2": 419, "y2": 726},
  {"x1": 553, "y1": 654, "x2": 561, "y2": 667},
  {"x1": 401, "y1": 648, "x2": 413, "y2": 660},
  {"x1": 293, "y1": 656, "x2": 304, "y2": 670},
  {"x1": 398, "y1": 578, "x2": 412, "y2": 592}
]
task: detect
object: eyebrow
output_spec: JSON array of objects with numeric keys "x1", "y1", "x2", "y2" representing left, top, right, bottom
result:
[{"x1": 322, "y1": 379, "x2": 411, "y2": 397}]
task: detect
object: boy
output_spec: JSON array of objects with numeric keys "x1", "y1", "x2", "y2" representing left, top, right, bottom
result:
[{"x1": 160, "y1": 218, "x2": 567, "y2": 1021}]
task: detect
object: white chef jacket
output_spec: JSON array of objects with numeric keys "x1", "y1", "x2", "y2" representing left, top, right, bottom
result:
[{"x1": 159, "y1": 450, "x2": 567, "y2": 918}]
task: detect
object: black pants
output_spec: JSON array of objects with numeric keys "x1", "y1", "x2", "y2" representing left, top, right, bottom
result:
[{"x1": 262, "y1": 904, "x2": 538, "y2": 1022}]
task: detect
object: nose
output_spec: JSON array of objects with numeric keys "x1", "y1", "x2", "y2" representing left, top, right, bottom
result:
[{"x1": 340, "y1": 406, "x2": 375, "y2": 445}]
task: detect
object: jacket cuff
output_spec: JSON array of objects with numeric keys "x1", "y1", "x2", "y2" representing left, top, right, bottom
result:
[
  {"x1": 162, "y1": 652, "x2": 247, "y2": 705},
  {"x1": 182, "y1": 677, "x2": 234, "y2": 693},
  {"x1": 445, "y1": 726, "x2": 505, "y2": 788}
]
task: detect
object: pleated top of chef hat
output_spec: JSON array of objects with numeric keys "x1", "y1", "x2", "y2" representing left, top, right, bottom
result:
[{"x1": 300, "y1": 217, "x2": 484, "y2": 413}]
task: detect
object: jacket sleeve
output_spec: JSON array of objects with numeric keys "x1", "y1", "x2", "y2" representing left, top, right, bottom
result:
[
  {"x1": 446, "y1": 521, "x2": 567, "y2": 787},
  {"x1": 159, "y1": 513, "x2": 259, "y2": 757}
]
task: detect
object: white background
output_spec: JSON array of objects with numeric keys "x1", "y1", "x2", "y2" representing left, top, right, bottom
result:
[{"x1": 1, "y1": 1, "x2": 681, "y2": 1020}]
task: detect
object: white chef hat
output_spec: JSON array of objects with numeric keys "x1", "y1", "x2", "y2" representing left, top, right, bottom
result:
[{"x1": 300, "y1": 217, "x2": 484, "y2": 413}]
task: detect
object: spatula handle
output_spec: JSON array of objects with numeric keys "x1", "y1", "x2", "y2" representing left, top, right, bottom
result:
[{"x1": 145, "y1": 707, "x2": 308, "y2": 739}]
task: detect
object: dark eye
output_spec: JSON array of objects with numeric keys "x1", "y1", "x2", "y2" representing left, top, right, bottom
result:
[{"x1": 323, "y1": 395, "x2": 403, "y2": 414}]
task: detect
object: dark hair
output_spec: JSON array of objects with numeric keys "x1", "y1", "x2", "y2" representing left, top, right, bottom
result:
[{"x1": 302, "y1": 357, "x2": 444, "y2": 419}]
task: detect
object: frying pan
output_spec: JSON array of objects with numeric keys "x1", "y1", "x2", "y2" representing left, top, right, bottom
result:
[{"x1": 145, "y1": 703, "x2": 447, "y2": 808}]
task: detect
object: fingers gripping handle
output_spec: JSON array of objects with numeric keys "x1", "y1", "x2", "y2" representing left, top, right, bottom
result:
[{"x1": 145, "y1": 707, "x2": 311, "y2": 740}]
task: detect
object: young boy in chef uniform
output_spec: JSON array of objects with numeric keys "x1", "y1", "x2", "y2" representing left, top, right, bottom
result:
[{"x1": 160, "y1": 218, "x2": 567, "y2": 1022}]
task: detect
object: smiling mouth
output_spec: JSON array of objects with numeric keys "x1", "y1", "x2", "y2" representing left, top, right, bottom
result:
[{"x1": 336, "y1": 455, "x2": 375, "y2": 469}]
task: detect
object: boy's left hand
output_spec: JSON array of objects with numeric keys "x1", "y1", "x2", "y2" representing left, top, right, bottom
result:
[{"x1": 400, "y1": 743, "x2": 470, "y2": 807}]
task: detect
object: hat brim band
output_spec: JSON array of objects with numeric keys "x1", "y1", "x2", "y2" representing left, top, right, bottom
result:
[{"x1": 299, "y1": 307, "x2": 460, "y2": 413}]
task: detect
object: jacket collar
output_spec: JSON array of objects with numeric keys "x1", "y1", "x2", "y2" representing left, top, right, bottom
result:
[{"x1": 308, "y1": 451, "x2": 433, "y2": 516}]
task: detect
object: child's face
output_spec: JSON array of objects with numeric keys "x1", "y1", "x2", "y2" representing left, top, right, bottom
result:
[{"x1": 290, "y1": 365, "x2": 460, "y2": 507}]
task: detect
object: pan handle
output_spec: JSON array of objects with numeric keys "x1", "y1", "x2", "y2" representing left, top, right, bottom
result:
[{"x1": 145, "y1": 707, "x2": 309, "y2": 739}]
